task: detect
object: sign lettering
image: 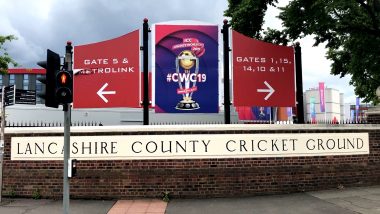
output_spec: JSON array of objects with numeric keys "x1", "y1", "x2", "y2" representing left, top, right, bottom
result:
[
  {"x1": 232, "y1": 30, "x2": 296, "y2": 107},
  {"x1": 73, "y1": 30, "x2": 140, "y2": 108},
  {"x1": 11, "y1": 133, "x2": 369, "y2": 160}
]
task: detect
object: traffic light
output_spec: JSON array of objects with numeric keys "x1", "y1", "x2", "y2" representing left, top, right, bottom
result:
[
  {"x1": 37, "y1": 49, "x2": 60, "y2": 108},
  {"x1": 55, "y1": 69, "x2": 73, "y2": 104}
]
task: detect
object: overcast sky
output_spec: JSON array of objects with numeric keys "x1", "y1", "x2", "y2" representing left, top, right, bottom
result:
[{"x1": 0, "y1": 0, "x2": 356, "y2": 103}]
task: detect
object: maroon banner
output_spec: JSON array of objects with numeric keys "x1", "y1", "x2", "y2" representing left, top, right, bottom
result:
[
  {"x1": 232, "y1": 30, "x2": 296, "y2": 107},
  {"x1": 73, "y1": 30, "x2": 140, "y2": 108}
]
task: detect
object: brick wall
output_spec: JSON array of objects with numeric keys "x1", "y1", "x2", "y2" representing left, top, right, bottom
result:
[
  {"x1": 368, "y1": 114, "x2": 380, "y2": 124},
  {"x1": 367, "y1": 107, "x2": 380, "y2": 124},
  {"x1": 2, "y1": 125, "x2": 380, "y2": 199}
]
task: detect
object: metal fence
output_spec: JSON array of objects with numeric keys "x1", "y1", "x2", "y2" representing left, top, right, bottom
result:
[
  {"x1": 5, "y1": 121, "x2": 102, "y2": 127},
  {"x1": 151, "y1": 119, "x2": 368, "y2": 125},
  {"x1": 4, "y1": 119, "x2": 368, "y2": 127},
  {"x1": 305, "y1": 119, "x2": 368, "y2": 124}
]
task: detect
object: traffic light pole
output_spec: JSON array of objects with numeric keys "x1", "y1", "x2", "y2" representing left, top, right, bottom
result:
[
  {"x1": 63, "y1": 103, "x2": 71, "y2": 214},
  {"x1": 63, "y1": 42, "x2": 72, "y2": 214},
  {"x1": 0, "y1": 86, "x2": 5, "y2": 203}
]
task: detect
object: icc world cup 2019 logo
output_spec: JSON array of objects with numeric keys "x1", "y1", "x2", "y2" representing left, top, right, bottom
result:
[
  {"x1": 170, "y1": 38, "x2": 207, "y2": 110},
  {"x1": 156, "y1": 25, "x2": 218, "y2": 113}
]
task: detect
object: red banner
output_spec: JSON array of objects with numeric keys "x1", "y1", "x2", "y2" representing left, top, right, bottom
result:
[
  {"x1": 73, "y1": 30, "x2": 140, "y2": 108},
  {"x1": 232, "y1": 30, "x2": 296, "y2": 107},
  {"x1": 318, "y1": 82, "x2": 325, "y2": 112}
]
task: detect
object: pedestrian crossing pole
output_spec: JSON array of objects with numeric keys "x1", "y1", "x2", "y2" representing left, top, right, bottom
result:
[
  {"x1": 63, "y1": 41, "x2": 73, "y2": 214},
  {"x1": 0, "y1": 86, "x2": 5, "y2": 203}
]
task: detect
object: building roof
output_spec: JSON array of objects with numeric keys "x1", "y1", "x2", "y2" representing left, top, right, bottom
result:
[{"x1": 7, "y1": 68, "x2": 45, "y2": 74}]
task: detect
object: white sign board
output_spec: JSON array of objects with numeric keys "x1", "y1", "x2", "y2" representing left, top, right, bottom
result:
[{"x1": 11, "y1": 133, "x2": 369, "y2": 160}]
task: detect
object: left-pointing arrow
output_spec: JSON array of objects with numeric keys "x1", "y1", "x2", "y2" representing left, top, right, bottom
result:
[
  {"x1": 257, "y1": 81, "x2": 275, "y2": 101},
  {"x1": 97, "y1": 83, "x2": 116, "y2": 103}
]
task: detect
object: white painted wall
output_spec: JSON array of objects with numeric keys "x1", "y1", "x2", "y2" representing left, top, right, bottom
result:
[
  {"x1": 4, "y1": 104, "x2": 239, "y2": 126},
  {"x1": 304, "y1": 88, "x2": 343, "y2": 121}
]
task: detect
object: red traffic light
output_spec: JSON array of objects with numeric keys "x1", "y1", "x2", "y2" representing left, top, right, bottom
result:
[
  {"x1": 59, "y1": 73, "x2": 67, "y2": 85},
  {"x1": 56, "y1": 70, "x2": 73, "y2": 104},
  {"x1": 56, "y1": 71, "x2": 71, "y2": 86}
]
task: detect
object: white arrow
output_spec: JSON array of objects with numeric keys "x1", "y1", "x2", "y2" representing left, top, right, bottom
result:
[
  {"x1": 73, "y1": 68, "x2": 93, "y2": 75},
  {"x1": 97, "y1": 83, "x2": 116, "y2": 103},
  {"x1": 257, "y1": 81, "x2": 275, "y2": 100}
]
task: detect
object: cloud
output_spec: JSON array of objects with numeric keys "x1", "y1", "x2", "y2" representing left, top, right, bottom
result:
[
  {"x1": 0, "y1": 0, "x2": 356, "y2": 103},
  {"x1": 1, "y1": 0, "x2": 228, "y2": 67}
]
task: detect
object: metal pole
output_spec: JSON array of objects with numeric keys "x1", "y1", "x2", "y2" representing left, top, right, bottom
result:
[
  {"x1": 63, "y1": 41, "x2": 72, "y2": 214},
  {"x1": 63, "y1": 104, "x2": 70, "y2": 214},
  {"x1": 143, "y1": 18, "x2": 150, "y2": 125},
  {"x1": 222, "y1": 20, "x2": 231, "y2": 124},
  {"x1": 269, "y1": 107, "x2": 272, "y2": 124},
  {"x1": 294, "y1": 42, "x2": 305, "y2": 124},
  {"x1": 0, "y1": 86, "x2": 5, "y2": 203}
]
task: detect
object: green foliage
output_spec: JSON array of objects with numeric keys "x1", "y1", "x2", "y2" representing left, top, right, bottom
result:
[
  {"x1": 0, "y1": 35, "x2": 18, "y2": 75},
  {"x1": 225, "y1": 0, "x2": 278, "y2": 39},
  {"x1": 32, "y1": 189, "x2": 41, "y2": 200},
  {"x1": 225, "y1": 0, "x2": 380, "y2": 104},
  {"x1": 8, "y1": 186, "x2": 16, "y2": 198},
  {"x1": 162, "y1": 191, "x2": 170, "y2": 202},
  {"x1": 262, "y1": 28, "x2": 289, "y2": 45}
]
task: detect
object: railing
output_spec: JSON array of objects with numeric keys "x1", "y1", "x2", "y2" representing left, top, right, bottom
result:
[
  {"x1": 151, "y1": 119, "x2": 368, "y2": 125},
  {"x1": 5, "y1": 121, "x2": 103, "y2": 127},
  {"x1": 3, "y1": 119, "x2": 368, "y2": 127},
  {"x1": 150, "y1": 121, "x2": 236, "y2": 125},
  {"x1": 306, "y1": 119, "x2": 368, "y2": 124}
]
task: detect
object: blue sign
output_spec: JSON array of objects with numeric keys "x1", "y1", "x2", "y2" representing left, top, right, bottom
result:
[{"x1": 155, "y1": 24, "x2": 219, "y2": 113}]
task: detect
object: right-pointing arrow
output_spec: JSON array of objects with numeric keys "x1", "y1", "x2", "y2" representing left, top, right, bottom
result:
[{"x1": 257, "y1": 81, "x2": 275, "y2": 100}]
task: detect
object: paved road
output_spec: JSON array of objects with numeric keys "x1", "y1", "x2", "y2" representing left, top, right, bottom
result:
[
  {"x1": 167, "y1": 186, "x2": 380, "y2": 214},
  {"x1": 0, "y1": 186, "x2": 379, "y2": 214},
  {"x1": 0, "y1": 199, "x2": 115, "y2": 214},
  {"x1": 167, "y1": 194, "x2": 356, "y2": 214},
  {"x1": 308, "y1": 186, "x2": 380, "y2": 214}
]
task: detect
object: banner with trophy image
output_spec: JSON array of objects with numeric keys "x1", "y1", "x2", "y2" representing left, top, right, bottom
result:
[{"x1": 154, "y1": 24, "x2": 219, "y2": 113}]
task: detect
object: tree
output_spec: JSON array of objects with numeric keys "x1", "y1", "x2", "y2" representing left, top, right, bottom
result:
[
  {"x1": 225, "y1": 0, "x2": 380, "y2": 104},
  {"x1": 224, "y1": 0, "x2": 278, "y2": 39},
  {"x1": 0, "y1": 35, "x2": 18, "y2": 74}
]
